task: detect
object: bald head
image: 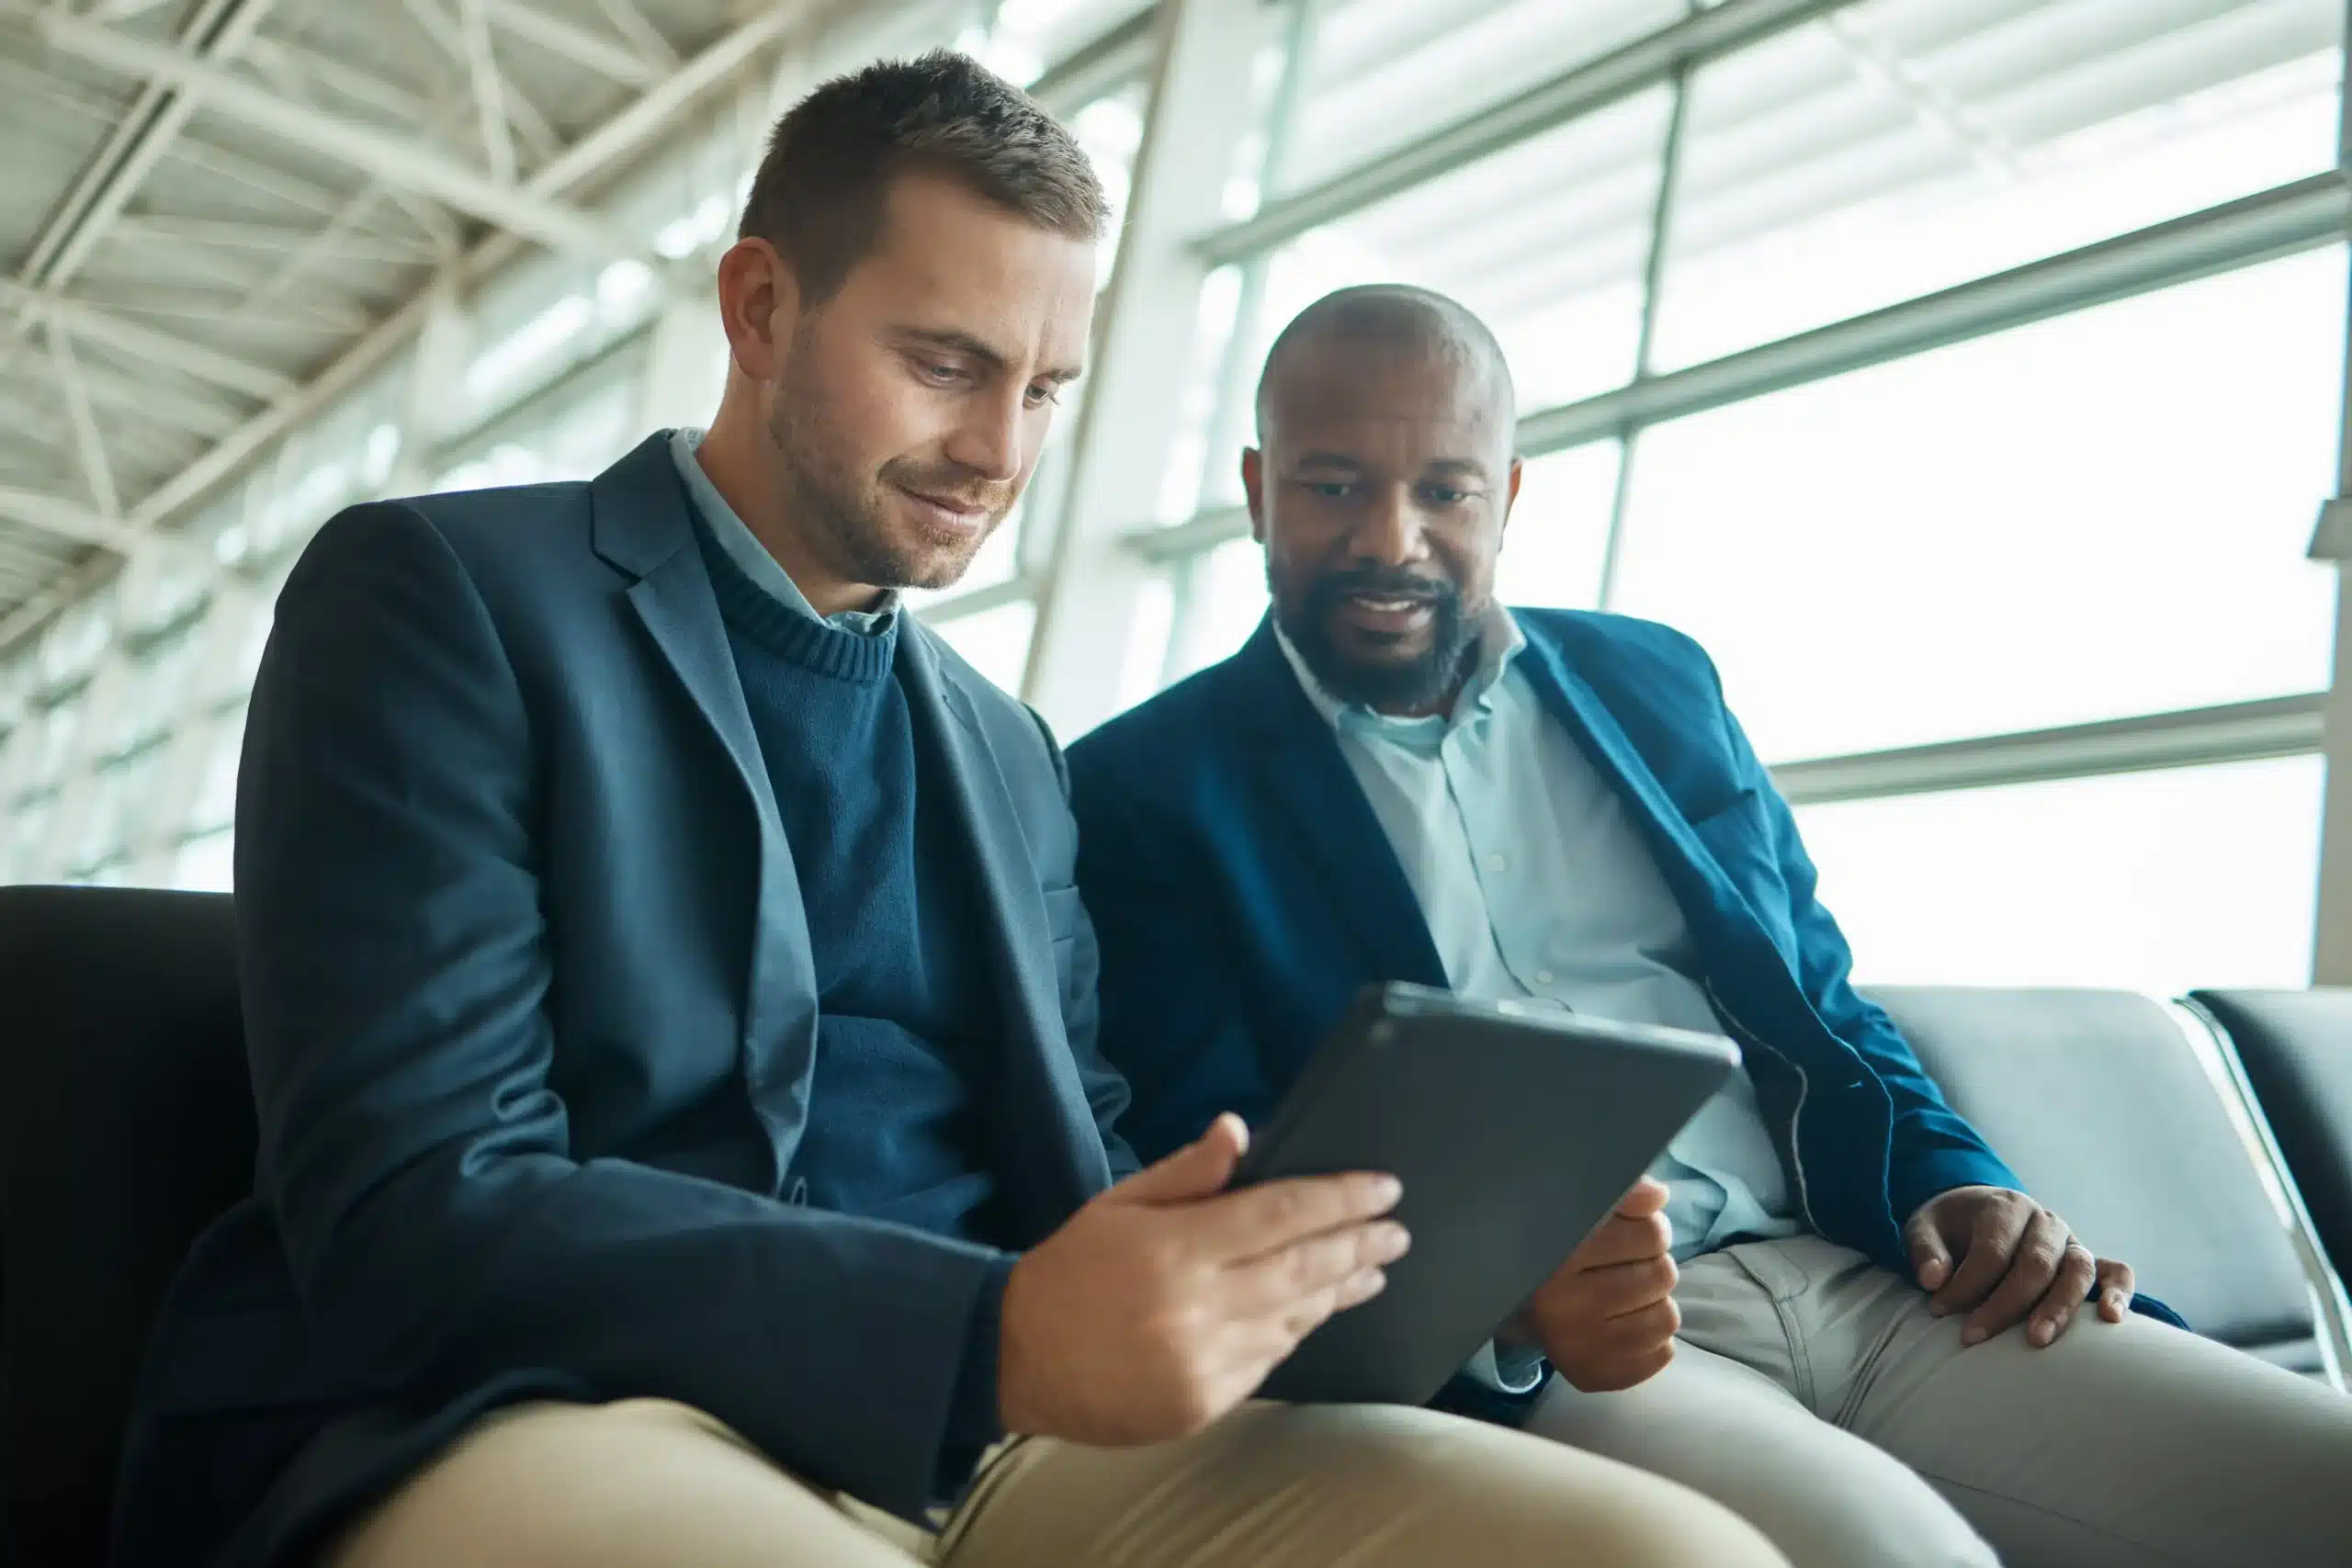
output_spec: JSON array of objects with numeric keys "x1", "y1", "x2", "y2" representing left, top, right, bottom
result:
[
  {"x1": 1254, "y1": 284, "x2": 1516, "y2": 446},
  {"x1": 1242, "y1": 286, "x2": 1523, "y2": 718}
]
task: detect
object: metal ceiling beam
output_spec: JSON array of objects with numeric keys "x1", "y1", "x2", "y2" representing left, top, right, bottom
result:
[
  {"x1": 0, "y1": 488, "x2": 144, "y2": 555},
  {"x1": 1195, "y1": 0, "x2": 1861, "y2": 265},
  {"x1": 107, "y1": 216, "x2": 439, "y2": 266},
  {"x1": 589, "y1": 0, "x2": 676, "y2": 72},
  {"x1": 0, "y1": 277, "x2": 292, "y2": 400},
  {"x1": 17, "y1": 0, "x2": 280, "y2": 291},
  {"x1": 31, "y1": 8, "x2": 636, "y2": 261},
  {"x1": 481, "y1": 0, "x2": 661, "y2": 86},
  {"x1": 44, "y1": 321, "x2": 121, "y2": 521}
]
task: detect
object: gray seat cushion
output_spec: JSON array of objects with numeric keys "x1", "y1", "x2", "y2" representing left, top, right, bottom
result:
[
  {"x1": 1867, "y1": 987, "x2": 2321, "y2": 1371},
  {"x1": 2188, "y1": 989, "x2": 2352, "y2": 1289}
]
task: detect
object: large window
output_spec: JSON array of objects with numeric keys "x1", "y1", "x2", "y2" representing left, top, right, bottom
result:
[
  {"x1": 1796, "y1": 757, "x2": 2324, "y2": 993},
  {"x1": 1609, "y1": 248, "x2": 2345, "y2": 761}
]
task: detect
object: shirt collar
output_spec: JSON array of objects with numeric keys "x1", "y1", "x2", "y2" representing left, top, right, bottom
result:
[
  {"x1": 1272, "y1": 597, "x2": 1526, "y2": 738},
  {"x1": 668, "y1": 426, "x2": 898, "y2": 637}
]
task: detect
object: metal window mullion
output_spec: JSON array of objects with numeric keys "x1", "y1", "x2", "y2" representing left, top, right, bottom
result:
[{"x1": 1594, "y1": 40, "x2": 1696, "y2": 613}]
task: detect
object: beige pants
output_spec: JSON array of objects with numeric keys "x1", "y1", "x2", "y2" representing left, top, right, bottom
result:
[
  {"x1": 1528, "y1": 1235, "x2": 2352, "y2": 1568},
  {"x1": 325, "y1": 1395, "x2": 1789, "y2": 1568}
]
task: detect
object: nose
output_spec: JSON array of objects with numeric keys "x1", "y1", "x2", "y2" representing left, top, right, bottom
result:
[
  {"x1": 1349, "y1": 484, "x2": 1430, "y2": 570},
  {"x1": 941, "y1": 384, "x2": 1024, "y2": 485}
]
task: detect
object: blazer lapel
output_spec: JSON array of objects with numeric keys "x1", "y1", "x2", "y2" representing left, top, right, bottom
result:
[
  {"x1": 897, "y1": 626, "x2": 1114, "y2": 1207},
  {"x1": 591, "y1": 437, "x2": 819, "y2": 1137},
  {"x1": 1231, "y1": 622, "x2": 1448, "y2": 991}
]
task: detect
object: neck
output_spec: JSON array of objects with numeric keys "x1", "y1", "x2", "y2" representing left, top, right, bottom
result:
[{"x1": 695, "y1": 401, "x2": 886, "y2": 620}]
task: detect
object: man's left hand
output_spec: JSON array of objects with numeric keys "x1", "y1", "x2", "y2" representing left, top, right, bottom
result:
[{"x1": 1903, "y1": 1185, "x2": 2133, "y2": 1348}]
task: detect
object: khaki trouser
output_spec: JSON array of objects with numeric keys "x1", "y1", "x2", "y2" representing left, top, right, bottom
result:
[
  {"x1": 1529, "y1": 1235, "x2": 2352, "y2": 1568},
  {"x1": 325, "y1": 1395, "x2": 1787, "y2": 1568}
]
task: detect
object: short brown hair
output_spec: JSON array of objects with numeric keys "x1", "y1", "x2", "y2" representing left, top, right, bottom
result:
[{"x1": 741, "y1": 49, "x2": 1109, "y2": 304}]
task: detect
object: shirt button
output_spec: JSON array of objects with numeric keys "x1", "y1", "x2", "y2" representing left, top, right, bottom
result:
[
  {"x1": 1487, "y1": 852, "x2": 1509, "y2": 874},
  {"x1": 1534, "y1": 968, "x2": 1555, "y2": 987}
]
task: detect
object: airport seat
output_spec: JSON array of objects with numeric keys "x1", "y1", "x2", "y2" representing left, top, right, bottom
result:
[
  {"x1": 0, "y1": 886, "x2": 253, "y2": 1568},
  {"x1": 2187, "y1": 989, "x2": 2352, "y2": 1288},
  {"x1": 1867, "y1": 987, "x2": 2333, "y2": 1374}
]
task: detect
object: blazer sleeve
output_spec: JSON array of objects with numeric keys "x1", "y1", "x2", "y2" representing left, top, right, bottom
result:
[
  {"x1": 1703, "y1": 660, "x2": 2023, "y2": 1226},
  {"x1": 238, "y1": 502, "x2": 1005, "y2": 1519},
  {"x1": 1069, "y1": 750, "x2": 1275, "y2": 1166},
  {"x1": 1030, "y1": 707, "x2": 1141, "y2": 1181}
]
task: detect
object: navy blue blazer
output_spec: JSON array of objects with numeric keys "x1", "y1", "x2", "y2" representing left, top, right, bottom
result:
[
  {"x1": 112, "y1": 434, "x2": 1136, "y2": 1568},
  {"x1": 1069, "y1": 612, "x2": 2185, "y2": 1328}
]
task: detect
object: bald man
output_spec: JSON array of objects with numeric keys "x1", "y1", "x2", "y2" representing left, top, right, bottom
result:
[{"x1": 1067, "y1": 284, "x2": 2352, "y2": 1568}]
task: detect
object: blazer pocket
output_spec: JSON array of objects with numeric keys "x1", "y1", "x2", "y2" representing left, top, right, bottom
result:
[{"x1": 1041, "y1": 884, "x2": 1082, "y2": 945}]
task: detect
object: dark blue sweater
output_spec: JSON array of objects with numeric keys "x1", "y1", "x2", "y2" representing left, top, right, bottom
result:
[{"x1": 694, "y1": 515, "x2": 1010, "y2": 1482}]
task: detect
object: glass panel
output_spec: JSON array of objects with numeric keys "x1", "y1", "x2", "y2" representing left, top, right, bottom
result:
[
  {"x1": 1280, "y1": 0, "x2": 1686, "y2": 195},
  {"x1": 925, "y1": 601, "x2": 1039, "y2": 697},
  {"x1": 1248, "y1": 88, "x2": 1672, "y2": 425},
  {"x1": 1795, "y1": 757, "x2": 2323, "y2": 993},
  {"x1": 1166, "y1": 535, "x2": 1272, "y2": 685},
  {"x1": 1653, "y1": 0, "x2": 2343, "y2": 367},
  {"x1": 1495, "y1": 442, "x2": 1623, "y2": 612},
  {"x1": 174, "y1": 829, "x2": 236, "y2": 894},
  {"x1": 12, "y1": 794, "x2": 56, "y2": 883},
  {"x1": 73, "y1": 750, "x2": 161, "y2": 876},
  {"x1": 186, "y1": 708, "x2": 247, "y2": 838},
  {"x1": 108, "y1": 627, "x2": 205, "y2": 757},
  {"x1": 1609, "y1": 249, "x2": 2346, "y2": 762}
]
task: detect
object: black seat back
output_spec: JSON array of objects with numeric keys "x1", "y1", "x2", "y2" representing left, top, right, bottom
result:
[
  {"x1": 1867, "y1": 987, "x2": 2325, "y2": 1371},
  {"x1": 0, "y1": 886, "x2": 253, "y2": 1567},
  {"x1": 2188, "y1": 988, "x2": 2352, "y2": 1288}
]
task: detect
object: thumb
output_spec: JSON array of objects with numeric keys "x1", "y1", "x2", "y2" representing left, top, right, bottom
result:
[
  {"x1": 1615, "y1": 1175, "x2": 1672, "y2": 1218},
  {"x1": 1905, "y1": 1207, "x2": 1954, "y2": 1292},
  {"x1": 1110, "y1": 1112, "x2": 1249, "y2": 1204}
]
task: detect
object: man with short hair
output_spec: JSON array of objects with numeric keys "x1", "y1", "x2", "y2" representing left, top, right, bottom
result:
[
  {"x1": 111, "y1": 58, "x2": 1784, "y2": 1568},
  {"x1": 1068, "y1": 282, "x2": 2352, "y2": 1568}
]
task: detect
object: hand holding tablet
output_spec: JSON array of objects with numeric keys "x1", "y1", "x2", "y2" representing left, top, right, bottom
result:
[{"x1": 1230, "y1": 983, "x2": 1738, "y2": 1407}]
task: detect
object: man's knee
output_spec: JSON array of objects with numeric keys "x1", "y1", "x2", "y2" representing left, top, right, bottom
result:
[
  {"x1": 326, "y1": 1399, "x2": 918, "y2": 1568},
  {"x1": 959, "y1": 1403, "x2": 1791, "y2": 1568}
]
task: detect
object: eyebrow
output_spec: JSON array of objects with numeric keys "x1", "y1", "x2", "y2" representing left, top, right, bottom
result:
[
  {"x1": 1290, "y1": 451, "x2": 1493, "y2": 480},
  {"x1": 895, "y1": 325, "x2": 1083, "y2": 384}
]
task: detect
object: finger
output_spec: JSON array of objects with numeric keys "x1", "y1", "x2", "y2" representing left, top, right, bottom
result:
[
  {"x1": 1113, "y1": 1113, "x2": 1250, "y2": 1204},
  {"x1": 1566, "y1": 1209, "x2": 1675, "y2": 1271},
  {"x1": 2095, "y1": 1258, "x2": 2136, "y2": 1322},
  {"x1": 1930, "y1": 1199, "x2": 2029, "y2": 1317},
  {"x1": 1614, "y1": 1176, "x2": 1672, "y2": 1219},
  {"x1": 1592, "y1": 1293, "x2": 1680, "y2": 1353},
  {"x1": 1574, "y1": 1254, "x2": 1679, "y2": 1320},
  {"x1": 1962, "y1": 1208, "x2": 2069, "y2": 1345},
  {"x1": 1222, "y1": 1220, "x2": 1411, "y2": 1316},
  {"x1": 1194, "y1": 1170, "x2": 1405, "y2": 1263},
  {"x1": 2024, "y1": 1241, "x2": 2099, "y2": 1348},
  {"x1": 1271, "y1": 1264, "x2": 1388, "y2": 1346},
  {"x1": 1904, "y1": 1207, "x2": 1955, "y2": 1293}
]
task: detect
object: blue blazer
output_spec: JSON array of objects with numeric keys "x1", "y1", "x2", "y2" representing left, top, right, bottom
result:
[
  {"x1": 112, "y1": 434, "x2": 1136, "y2": 1568},
  {"x1": 1069, "y1": 612, "x2": 2184, "y2": 1329}
]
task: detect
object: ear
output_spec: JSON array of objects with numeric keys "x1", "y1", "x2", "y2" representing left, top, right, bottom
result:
[
  {"x1": 1498, "y1": 453, "x2": 1524, "y2": 541},
  {"x1": 714, "y1": 236, "x2": 801, "y2": 381},
  {"x1": 1242, "y1": 446, "x2": 1268, "y2": 544}
]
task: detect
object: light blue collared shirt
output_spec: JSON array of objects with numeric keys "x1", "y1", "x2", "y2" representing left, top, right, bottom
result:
[
  {"x1": 669, "y1": 427, "x2": 898, "y2": 634},
  {"x1": 1276, "y1": 604, "x2": 1800, "y2": 1265}
]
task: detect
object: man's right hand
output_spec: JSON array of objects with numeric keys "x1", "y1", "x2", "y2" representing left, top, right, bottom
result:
[
  {"x1": 997, "y1": 1113, "x2": 1408, "y2": 1446},
  {"x1": 1508, "y1": 1175, "x2": 1679, "y2": 1393}
]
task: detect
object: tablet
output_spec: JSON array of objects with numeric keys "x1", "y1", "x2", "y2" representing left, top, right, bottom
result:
[{"x1": 1232, "y1": 982, "x2": 1740, "y2": 1407}]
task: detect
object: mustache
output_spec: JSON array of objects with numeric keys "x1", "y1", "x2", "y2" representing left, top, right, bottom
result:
[
  {"x1": 879, "y1": 457, "x2": 1016, "y2": 515},
  {"x1": 1306, "y1": 567, "x2": 1459, "y2": 604}
]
